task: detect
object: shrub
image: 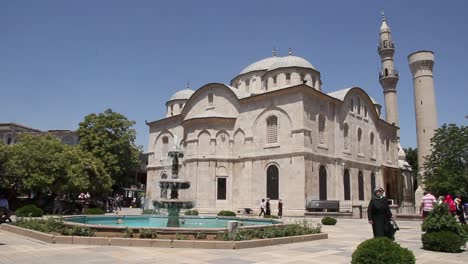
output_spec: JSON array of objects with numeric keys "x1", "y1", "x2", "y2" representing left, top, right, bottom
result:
[
  {"x1": 175, "y1": 233, "x2": 188, "y2": 240},
  {"x1": 15, "y1": 204, "x2": 44, "y2": 217},
  {"x1": 422, "y1": 231, "x2": 465, "y2": 253},
  {"x1": 184, "y1": 210, "x2": 199, "y2": 216},
  {"x1": 142, "y1": 209, "x2": 159, "y2": 215},
  {"x1": 83, "y1": 208, "x2": 105, "y2": 215},
  {"x1": 62, "y1": 227, "x2": 95, "y2": 237},
  {"x1": 321, "y1": 217, "x2": 337, "y2": 225},
  {"x1": 194, "y1": 231, "x2": 206, "y2": 240},
  {"x1": 217, "y1": 210, "x2": 236, "y2": 217},
  {"x1": 351, "y1": 237, "x2": 415, "y2": 264},
  {"x1": 139, "y1": 229, "x2": 158, "y2": 239},
  {"x1": 15, "y1": 218, "x2": 48, "y2": 232},
  {"x1": 421, "y1": 204, "x2": 463, "y2": 235},
  {"x1": 123, "y1": 227, "x2": 134, "y2": 238}
]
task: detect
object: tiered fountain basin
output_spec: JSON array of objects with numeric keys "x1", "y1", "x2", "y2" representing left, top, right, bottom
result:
[{"x1": 64, "y1": 215, "x2": 282, "y2": 234}]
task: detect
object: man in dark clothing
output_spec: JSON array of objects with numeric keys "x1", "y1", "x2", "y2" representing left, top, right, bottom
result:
[
  {"x1": 367, "y1": 188, "x2": 394, "y2": 240},
  {"x1": 265, "y1": 198, "x2": 271, "y2": 216}
]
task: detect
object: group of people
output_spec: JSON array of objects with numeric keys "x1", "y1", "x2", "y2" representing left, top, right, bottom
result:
[
  {"x1": 258, "y1": 198, "x2": 283, "y2": 218},
  {"x1": 420, "y1": 191, "x2": 466, "y2": 224}
]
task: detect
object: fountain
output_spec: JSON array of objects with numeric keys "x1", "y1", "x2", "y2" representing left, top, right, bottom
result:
[{"x1": 154, "y1": 137, "x2": 194, "y2": 227}]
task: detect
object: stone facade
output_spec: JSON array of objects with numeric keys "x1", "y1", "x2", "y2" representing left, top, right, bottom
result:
[{"x1": 146, "y1": 62, "x2": 402, "y2": 216}]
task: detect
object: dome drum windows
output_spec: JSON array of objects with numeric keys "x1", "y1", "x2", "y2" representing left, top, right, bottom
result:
[{"x1": 208, "y1": 93, "x2": 214, "y2": 107}]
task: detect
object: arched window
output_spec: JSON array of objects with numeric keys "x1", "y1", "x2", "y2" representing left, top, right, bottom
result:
[
  {"x1": 319, "y1": 165, "x2": 327, "y2": 200},
  {"x1": 160, "y1": 173, "x2": 168, "y2": 199},
  {"x1": 170, "y1": 105, "x2": 174, "y2": 116},
  {"x1": 344, "y1": 124, "x2": 349, "y2": 150},
  {"x1": 318, "y1": 114, "x2": 326, "y2": 145},
  {"x1": 350, "y1": 99, "x2": 354, "y2": 112},
  {"x1": 385, "y1": 68, "x2": 389, "y2": 77},
  {"x1": 364, "y1": 106, "x2": 368, "y2": 118},
  {"x1": 266, "y1": 165, "x2": 279, "y2": 200},
  {"x1": 208, "y1": 93, "x2": 214, "y2": 106},
  {"x1": 162, "y1": 136, "x2": 169, "y2": 159},
  {"x1": 266, "y1": 116, "x2": 278, "y2": 144},
  {"x1": 358, "y1": 171, "x2": 364, "y2": 200},
  {"x1": 357, "y1": 97, "x2": 361, "y2": 114},
  {"x1": 343, "y1": 169, "x2": 350, "y2": 200},
  {"x1": 357, "y1": 128, "x2": 362, "y2": 154},
  {"x1": 386, "y1": 139, "x2": 390, "y2": 161},
  {"x1": 370, "y1": 133, "x2": 375, "y2": 157},
  {"x1": 370, "y1": 172, "x2": 376, "y2": 195}
]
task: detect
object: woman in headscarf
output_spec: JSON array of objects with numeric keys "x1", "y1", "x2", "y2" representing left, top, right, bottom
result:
[
  {"x1": 443, "y1": 195, "x2": 456, "y2": 215},
  {"x1": 367, "y1": 188, "x2": 394, "y2": 240}
]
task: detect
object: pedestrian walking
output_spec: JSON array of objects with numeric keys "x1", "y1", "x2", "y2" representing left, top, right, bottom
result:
[
  {"x1": 259, "y1": 199, "x2": 266, "y2": 217},
  {"x1": 454, "y1": 198, "x2": 466, "y2": 224},
  {"x1": 278, "y1": 199, "x2": 283, "y2": 218},
  {"x1": 443, "y1": 195, "x2": 456, "y2": 215},
  {"x1": 367, "y1": 188, "x2": 394, "y2": 240},
  {"x1": 420, "y1": 191, "x2": 436, "y2": 219}
]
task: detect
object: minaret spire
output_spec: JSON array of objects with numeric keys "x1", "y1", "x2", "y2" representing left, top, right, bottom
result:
[{"x1": 378, "y1": 13, "x2": 400, "y2": 135}]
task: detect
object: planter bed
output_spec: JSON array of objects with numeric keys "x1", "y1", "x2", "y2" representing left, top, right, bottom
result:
[{"x1": 0, "y1": 223, "x2": 328, "y2": 249}]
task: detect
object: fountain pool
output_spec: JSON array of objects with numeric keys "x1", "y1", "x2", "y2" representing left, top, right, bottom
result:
[{"x1": 65, "y1": 215, "x2": 280, "y2": 230}]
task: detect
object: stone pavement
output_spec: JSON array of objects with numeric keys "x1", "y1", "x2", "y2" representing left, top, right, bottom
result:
[{"x1": 0, "y1": 218, "x2": 466, "y2": 264}]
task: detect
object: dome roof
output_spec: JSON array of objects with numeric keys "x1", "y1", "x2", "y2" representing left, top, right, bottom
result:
[
  {"x1": 239, "y1": 56, "x2": 280, "y2": 75},
  {"x1": 169, "y1": 89, "x2": 194, "y2": 101},
  {"x1": 267, "y1": 55, "x2": 315, "y2": 72}
]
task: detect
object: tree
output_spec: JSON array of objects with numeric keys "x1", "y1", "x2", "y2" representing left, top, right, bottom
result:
[
  {"x1": 403, "y1": 147, "x2": 419, "y2": 191},
  {"x1": 77, "y1": 109, "x2": 142, "y2": 189},
  {"x1": 3, "y1": 134, "x2": 112, "y2": 195},
  {"x1": 423, "y1": 124, "x2": 468, "y2": 197}
]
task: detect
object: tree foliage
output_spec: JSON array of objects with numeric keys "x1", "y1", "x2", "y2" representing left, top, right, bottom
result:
[
  {"x1": 2, "y1": 134, "x2": 112, "y2": 194},
  {"x1": 403, "y1": 147, "x2": 418, "y2": 175},
  {"x1": 77, "y1": 109, "x2": 141, "y2": 188},
  {"x1": 423, "y1": 124, "x2": 468, "y2": 197}
]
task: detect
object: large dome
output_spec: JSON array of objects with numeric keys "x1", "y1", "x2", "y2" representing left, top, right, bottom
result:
[
  {"x1": 239, "y1": 57, "x2": 280, "y2": 75},
  {"x1": 267, "y1": 55, "x2": 315, "y2": 72},
  {"x1": 239, "y1": 55, "x2": 315, "y2": 75},
  {"x1": 169, "y1": 89, "x2": 194, "y2": 101}
]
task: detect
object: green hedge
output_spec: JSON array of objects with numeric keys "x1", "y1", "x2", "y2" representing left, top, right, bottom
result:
[
  {"x1": 184, "y1": 209, "x2": 199, "y2": 216},
  {"x1": 84, "y1": 208, "x2": 105, "y2": 215},
  {"x1": 15, "y1": 217, "x2": 95, "y2": 237},
  {"x1": 351, "y1": 237, "x2": 415, "y2": 264},
  {"x1": 215, "y1": 222, "x2": 321, "y2": 241},
  {"x1": 139, "y1": 229, "x2": 158, "y2": 239},
  {"x1": 321, "y1": 217, "x2": 337, "y2": 225},
  {"x1": 15, "y1": 204, "x2": 44, "y2": 217},
  {"x1": 422, "y1": 231, "x2": 465, "y2": 253},
  {"x1": 217, "y1": 210, "x2": 236, "y2": 217}
]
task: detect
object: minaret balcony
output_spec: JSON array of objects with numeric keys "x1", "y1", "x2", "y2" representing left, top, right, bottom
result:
[
  {"x1": 378, "y1": 42, "x2": 395, "y2": 51},
  {"x1": 379, "y1": 69, "x2": 399, "y2": 79}
]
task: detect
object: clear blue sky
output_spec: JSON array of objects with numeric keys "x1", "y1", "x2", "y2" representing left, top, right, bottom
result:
[{"x1": 1, "y1": 0, "x2": 467, "y2": 150}]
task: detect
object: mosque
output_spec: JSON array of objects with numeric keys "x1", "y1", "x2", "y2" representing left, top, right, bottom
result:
[{"x1": 145, "y1": 15, "x2": 417, "y2": 215}]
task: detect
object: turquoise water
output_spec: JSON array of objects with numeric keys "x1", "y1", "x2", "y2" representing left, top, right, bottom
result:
[{"x1": 66, "y1": 216, "x2": 279, "y2": 228}]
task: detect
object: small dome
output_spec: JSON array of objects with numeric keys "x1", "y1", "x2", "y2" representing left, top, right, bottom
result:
[
  {"x1": 239, "y1": 56, "x2": 280, "y2": 75},
  {"x1": 169, "y1": 89, "x2": 194, "y2": 101},
  {"x1": 397, "y1": 143, "x2": 406, "y2": 160},
  {"x1": 267, "y1": 55, "x2": 315, "y2": 72}
]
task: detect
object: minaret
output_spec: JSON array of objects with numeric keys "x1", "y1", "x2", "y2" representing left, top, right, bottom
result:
[
  {"x1": 408, "y1": 51, "x2": 438, "y2": 176},
  {"x1": 378, "y1": 13, "x2": 400, "y2": 131}
]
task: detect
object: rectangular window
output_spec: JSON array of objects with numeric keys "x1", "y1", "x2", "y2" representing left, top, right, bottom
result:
[{"x1": 217, "y1": 177, "x2": 227, "y2": 200}]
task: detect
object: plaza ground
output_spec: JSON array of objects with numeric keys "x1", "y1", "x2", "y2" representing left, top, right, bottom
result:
[{"x1": 0, "y1": 217, "x2": 466, "y2": 264}]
